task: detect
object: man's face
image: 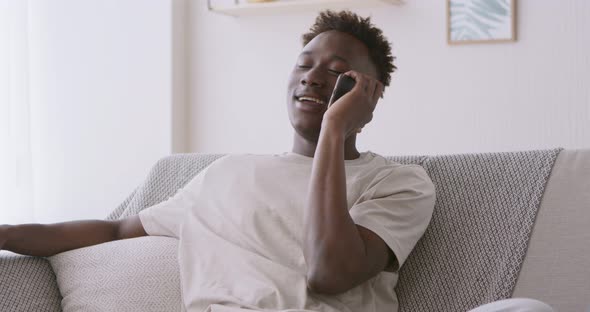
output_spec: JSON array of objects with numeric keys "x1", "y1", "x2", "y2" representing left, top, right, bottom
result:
[{"x1": 286, "y1": 30, "x2": 378, "y2": 141}]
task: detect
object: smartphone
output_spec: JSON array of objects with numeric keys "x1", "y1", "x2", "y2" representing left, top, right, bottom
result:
[{"x1": 327, "y1": 74, "x2": 356, "y2": 107}]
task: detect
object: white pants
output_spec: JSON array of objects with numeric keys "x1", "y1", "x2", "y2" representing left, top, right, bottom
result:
[{"x1": 468, "y1": 298, "x2": 555, "y2": 312}]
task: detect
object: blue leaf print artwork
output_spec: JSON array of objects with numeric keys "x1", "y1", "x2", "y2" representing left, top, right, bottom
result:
[{"x1": 450, "y1": 0, "x2": 513, "y2": 42}]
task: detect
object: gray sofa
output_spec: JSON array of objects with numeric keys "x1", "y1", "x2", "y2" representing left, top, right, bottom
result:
[{"x1": 1, "y1": 148, "x2": 589, "y2": 312}]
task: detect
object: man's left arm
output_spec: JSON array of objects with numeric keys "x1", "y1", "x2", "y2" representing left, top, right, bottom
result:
[{"x1": 302, "y1": 124, "x2": 394, "y2": 295}]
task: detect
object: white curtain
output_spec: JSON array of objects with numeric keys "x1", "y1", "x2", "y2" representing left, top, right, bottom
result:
[{"x1": 0, "y1": 0, "x2": 35, "y2": 224}]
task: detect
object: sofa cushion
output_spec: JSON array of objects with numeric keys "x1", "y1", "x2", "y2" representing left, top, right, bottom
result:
[
  {"x1": 48, "y1": 236, "x2": 182, "y2": 312},
  {"x1": 0, "y1": 251, "x2": 62, "y2": 312}
]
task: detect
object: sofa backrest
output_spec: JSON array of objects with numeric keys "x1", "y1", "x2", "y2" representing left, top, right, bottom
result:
[
  {"x1": 106, "y1": 149, "x2": 563, "y2": 312},
  {"x1": 106, "y1": 154, "x2": 427, "y2": 220},
  {"x1": 395, "y1": 149, "x2": 561, "y2": 311}
]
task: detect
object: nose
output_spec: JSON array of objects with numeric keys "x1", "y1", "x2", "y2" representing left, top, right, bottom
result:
[{"x1": 300, "y1": 68, "x2": 325, "y2": 88}]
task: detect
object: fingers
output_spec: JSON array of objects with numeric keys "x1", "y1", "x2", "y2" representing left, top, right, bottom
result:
[
  {"x1": 343, "y1": 70, "x2": 365, "y2": 93},
  {"x1": 344, "y1": 70, "x2": 383, "y2": 102},
  {"x1": 338, "y1": 70, "x2": 383, "y2": 135}
]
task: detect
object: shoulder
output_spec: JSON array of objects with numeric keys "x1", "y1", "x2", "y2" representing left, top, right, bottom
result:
[
  {"x1": 366, "y1": 152, "x2": 426, "y2": 172},
  {"x1": 213, "y1": 153, "x2": 277, "y2": 162},
  {"x1": 204, "y1": 153, "x2": 263, "y2": 166},
  {"x1": 362, "y1": 152, "x2": 432, "y2": 183},
  {"x1": 203, "y1": 153, "x2": 285, "y2": 173},
  {"x1": 359, "y1": 153, "x2": 435, "y2": 197},
  {"x1": 383, "y1": 164, "x2": 434, "y2": 195}
]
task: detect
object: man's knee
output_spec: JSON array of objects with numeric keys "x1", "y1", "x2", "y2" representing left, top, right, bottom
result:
[{"x1": 467, "y1": 298, "x2": 555, "y2": 312}]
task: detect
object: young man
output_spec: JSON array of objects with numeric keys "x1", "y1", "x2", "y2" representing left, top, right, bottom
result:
[{"x1": 0, "y1": 10, "x2": 553, "y2": 312}]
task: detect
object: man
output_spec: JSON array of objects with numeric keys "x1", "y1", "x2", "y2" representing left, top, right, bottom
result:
[{"x1": 0, "y1": 10, "x2": 553, "y2": 312}]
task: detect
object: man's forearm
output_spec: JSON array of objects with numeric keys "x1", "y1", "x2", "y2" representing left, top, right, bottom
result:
[
  {"x1": 2, "y1": 220, "x2": 119, "y2": 257},
  {"x1": 303, "y1": 121, "x2": 368, "y2": 292}
]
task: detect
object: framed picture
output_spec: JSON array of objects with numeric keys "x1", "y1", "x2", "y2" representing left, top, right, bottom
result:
[{"x1": 447, "y1": 0, "x2": 517, "y2": 44}]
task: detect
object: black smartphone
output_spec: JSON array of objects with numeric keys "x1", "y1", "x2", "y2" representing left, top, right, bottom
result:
[{"x1": 327, "y1": 74, "x2": 356, "y2": 107}]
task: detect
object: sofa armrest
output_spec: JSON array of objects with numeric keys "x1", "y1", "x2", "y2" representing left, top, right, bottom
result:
[
  {"x1": 0, "y1": 251, "x2": 62, "y2": 312},
  {"x1": 512, "y1": 149, "x2": 590, "y2": 311}
]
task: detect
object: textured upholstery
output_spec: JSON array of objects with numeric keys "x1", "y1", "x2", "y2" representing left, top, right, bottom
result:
[
  {"x1": 396, "y1": 149, "x2": 562, "y2": 311},
  {"x1": 49, "y1": 237, "x2": 182, "y2": 312},
  {"x1": 106, "y1": 154, "x2": 226, "y2": 221},
  {"x1": 512, "y1": 149, "x2": 590, "y2": 311},
  {"x1": 2, "y1": 149, "x2": 582, "y2": 312},
  {"x1": 0, "y1": 251, "x2": 62, "y2": 312}
]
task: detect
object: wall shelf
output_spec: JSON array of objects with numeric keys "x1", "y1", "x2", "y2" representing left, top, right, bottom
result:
[{"x1": 208, "y1": 0, "x2": 404, "y2": 17}]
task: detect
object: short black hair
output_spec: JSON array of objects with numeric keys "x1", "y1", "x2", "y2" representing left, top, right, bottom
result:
[{"x1": 302, "y1": 10, "x2": 396, "y2": 87}]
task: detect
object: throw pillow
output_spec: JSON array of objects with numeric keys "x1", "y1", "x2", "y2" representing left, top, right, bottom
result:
[{"x1": 49, "y1": 236, "x2": 182, "y2": 312}]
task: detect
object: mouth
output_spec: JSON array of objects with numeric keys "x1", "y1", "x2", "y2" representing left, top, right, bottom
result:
[{"x1": 295, "y1": 95, "x2": 328, "y2": 106}]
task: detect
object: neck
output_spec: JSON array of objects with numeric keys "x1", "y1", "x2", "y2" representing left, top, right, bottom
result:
[{"x1": 291, "y1": 132, "x2": 360, "y2": 160}]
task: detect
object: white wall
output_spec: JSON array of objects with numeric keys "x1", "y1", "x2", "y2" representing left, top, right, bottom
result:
[
  {"x1": 187, "y1": 0, "x2": 590, "y2": 156},
  {"x1": 28, "y1": 0, "x2": 177, "y2": 222}
]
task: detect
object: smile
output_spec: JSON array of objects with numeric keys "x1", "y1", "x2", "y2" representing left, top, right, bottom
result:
[{"x1": 296, "y1": 96, "x2": 327, "y2": 106}]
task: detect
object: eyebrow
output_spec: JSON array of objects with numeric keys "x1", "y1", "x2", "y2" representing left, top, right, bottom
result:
[{"x1": 300, "y1": 51, "x2": 349, "y2": 64}]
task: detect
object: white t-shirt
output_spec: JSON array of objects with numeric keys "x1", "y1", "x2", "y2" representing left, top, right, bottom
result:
[{"x1": 138, "y1": 151, "x2": 436, "y2": 312}]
